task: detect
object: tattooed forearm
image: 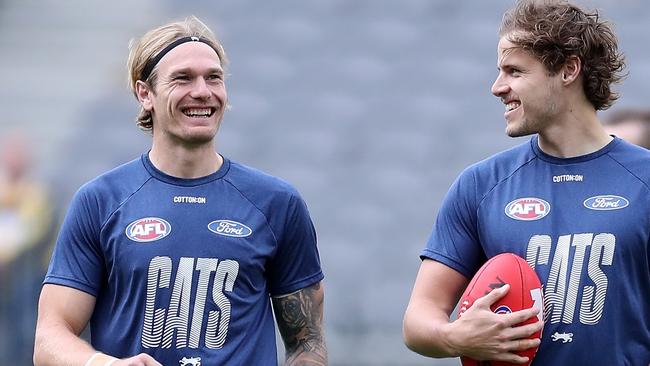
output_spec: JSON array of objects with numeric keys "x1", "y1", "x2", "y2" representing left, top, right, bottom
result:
[{"x1": 273, "y1": 282, "x2": 327, "y2": 366}]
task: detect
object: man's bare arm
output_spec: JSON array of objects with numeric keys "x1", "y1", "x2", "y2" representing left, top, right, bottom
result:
[
  {"x1": 272, "y1": 282, "x2": 327, "y2": 366},
  {"x1": 403, "y1": 259, "x2": 542, "y2": 363},
  {"x1": 34, "y1": 284, "x2": 161, "y2": 366}
]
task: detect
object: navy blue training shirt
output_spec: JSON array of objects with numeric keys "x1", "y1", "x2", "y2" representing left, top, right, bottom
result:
[
  {"x1": 423, "y1": 136, "x2": 650, "y2": 365},
  {"x1": 45, "y1": 153, "x2": 323, "y2": 365}
]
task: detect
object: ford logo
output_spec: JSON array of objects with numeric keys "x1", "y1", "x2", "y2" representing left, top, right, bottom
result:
[
  {"x1": 208, "y1": 220, "x2": 252, "y2": 238},
  {"x1": 583, "y1": 195, "x2": 629, "y2": 211}
]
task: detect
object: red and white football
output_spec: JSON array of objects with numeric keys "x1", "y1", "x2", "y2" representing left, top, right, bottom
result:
[{"x1": 457, "y1": 253, "x2": 544, "y2": 366}]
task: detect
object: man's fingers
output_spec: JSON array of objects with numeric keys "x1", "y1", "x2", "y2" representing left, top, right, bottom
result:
[
  {"x1": 117, "y1": 353, "x2": 162, "y2": 366},
  {"x1": 475, "y1": 283, "x2": 510, "y2": 307},
  {"x1": 502, "y1": 336, "x2": 541, "y2": 352},
  {"x1": 492, "y1": 351, "x2": 531, "y2": 364},
  {"x1": 504, "y1": 319, "x2": 544, "y2": 339},
  {"x1": 139, "y1": 353, "x2": 163, "y2": 366},
  {"x1": 503, "y1": 306, "x2": 542, "y2": 326}
]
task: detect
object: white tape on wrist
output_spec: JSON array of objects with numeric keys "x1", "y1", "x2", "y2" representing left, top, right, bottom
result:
[
  {"x1": 84, "y1": 352, "x2": 118, "y2": 366},
  {"x1": 84, "y1": 353, "x2": 102, "y2": 366}
]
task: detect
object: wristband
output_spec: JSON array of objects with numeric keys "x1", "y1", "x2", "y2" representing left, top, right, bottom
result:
[{"x1": 84, "y1": 352, "x2": 118, "y2": 366}]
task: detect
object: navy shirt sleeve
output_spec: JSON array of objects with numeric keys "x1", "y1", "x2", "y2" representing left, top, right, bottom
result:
[
  {"x1": 421, "y1": 167, "x2": 486, "y2": 278},
  {"x1": 44, "y1": 186, "x2": 105, "y2": 296},
  {"x1": 267, "y1": 192, "x2": 323, "y2": 296}
]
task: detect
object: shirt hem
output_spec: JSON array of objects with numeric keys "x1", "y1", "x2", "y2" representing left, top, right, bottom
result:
[
  {"x1": 270, "y1": 271, "x2": 324, "y2": 296},
  {"x1": 43, "y1": 275, "x2": 99, "y2": 297}
]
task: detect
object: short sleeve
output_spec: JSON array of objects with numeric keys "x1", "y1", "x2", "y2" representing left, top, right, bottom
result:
[
  {"x1": 421, "y1": 168, "x2": 486, "y2": 278},
  {"x1": 267, "y1": 193, "x2": 323, "y2": 296},
  {"x1": 44, "y1": 187, "x2": 105, "y2": 296}
]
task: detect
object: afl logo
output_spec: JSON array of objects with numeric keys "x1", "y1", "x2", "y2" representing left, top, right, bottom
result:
[
  {"x1": 505, "y1": 197, "x2": 550, "y2": 221},
  {"x1": 583, "y1": 195, "x2": 629, "y2": 211},
  {"x1": 125, "y1": 217, "x2": 171, "y2": 242},
  {"x1": 208, "y1": 220, "x2": 252, "y2": 238}
]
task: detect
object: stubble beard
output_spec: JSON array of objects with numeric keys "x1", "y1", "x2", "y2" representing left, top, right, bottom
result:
[
  {"x1": 505, "y1": 116, "x2": 537, "y2": 138},
  {"x1": 155, "y1": 118, "x2": 222, "y2": 149},
  {"x1": 181, "y1": 121, "x2": 222, "y2": 146},
  {"x1": 505, "y1": 98, "x2": 557, "y2": 138},
  {"x1": 177, "y1": 109, "x2": 225, "y2": 146}
]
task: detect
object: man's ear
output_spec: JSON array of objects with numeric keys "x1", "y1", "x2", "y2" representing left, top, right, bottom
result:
[
  {"x1": 135, "y1": 80, "x2": 154, "y2": 111},
  {"x1": 560, "y1": 55, "x2": 581, "y2": 85}
]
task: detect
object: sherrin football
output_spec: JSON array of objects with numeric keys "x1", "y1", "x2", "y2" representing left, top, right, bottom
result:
[{"x1": 457, "y1": 253, "x2": 544, "y2": 366}]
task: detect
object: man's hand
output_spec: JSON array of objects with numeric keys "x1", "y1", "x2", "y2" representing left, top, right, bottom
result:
[
  {"x1": 447, "y1": 284, "x2": 543, "y2": 364},
  {"x1": 109, "y1": 353, "x2": 162, "y2": 366}
]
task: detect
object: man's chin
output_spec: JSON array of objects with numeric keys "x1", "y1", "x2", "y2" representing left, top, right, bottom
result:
[
  {"x1": 176, "y1": 128, "x2": 218, "y2": 146},
  {"x1": 187, "y1": 133, "x2": 217, "y2": 145},
  {"x1": 505, "y1": 124, "x2": 534, "y2": 138}
]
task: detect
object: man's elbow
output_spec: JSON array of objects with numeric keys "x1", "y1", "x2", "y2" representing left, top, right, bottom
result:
[
  {"x1": 33, "y1": 331, "x2": 47, "y2": 366},
  {"x1": 402, "y1": 313, "x2": 451, "y2": 358},
  {"x1": 402, "y1": 312, "x2": 426, "y2": 354},
  {"x1": 403, "y1": 329, "x2": 421, "y2": 354},
  {"x1": 403, "y1": 327, "x2": 444, "y2": 358}
]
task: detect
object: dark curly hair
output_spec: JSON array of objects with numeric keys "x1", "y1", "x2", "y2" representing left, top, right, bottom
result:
[{"x1": 499, "y1": 0, "x2": 625, "y2": 110}]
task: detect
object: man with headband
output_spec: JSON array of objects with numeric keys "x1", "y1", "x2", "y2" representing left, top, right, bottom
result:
[{"x1": 34, "y1": 16, "x2": 326, "y2": 366}]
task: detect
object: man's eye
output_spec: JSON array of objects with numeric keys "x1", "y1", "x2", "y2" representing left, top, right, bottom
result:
[
  {"x1": 207, "y1": 74, "x2": 222, "y2": 81},
  {"x1": 173, "y1": 75, "x2": 190, "y2": 81}
]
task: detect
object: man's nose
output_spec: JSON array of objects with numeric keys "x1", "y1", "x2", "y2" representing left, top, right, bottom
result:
[
  {"x1": 191, "y1": 77, "x2": 211, "y2": 99},
  {"x1": 491, "y1": 73, "x2": 509, "y2": 97}
]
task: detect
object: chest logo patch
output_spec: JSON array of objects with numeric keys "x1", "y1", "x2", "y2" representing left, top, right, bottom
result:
[
  {"x1": 179, "y1": 356, "x2": 201, "y2": 366},
  {"x1": 505, "y1": 197, "x2": 550, "y2": 221},
  {"x1": 583, "y1": 195, "x2": 629, "y2": 211},
  {"x1": 551, "y1": 331, "x2": 573, "y2": 343},
  {"x1": 125, "y1": 217, "x2": 171, "y2": 242},
  {"x1": 208, "y1": 219, "x2": 252, "y2": 238}
]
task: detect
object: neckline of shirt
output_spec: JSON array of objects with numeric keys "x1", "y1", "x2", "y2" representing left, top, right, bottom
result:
[
  {"x1": 141, "y1": 151, "x2": 230, "y2": 186},
  {"x1": 530, "y1": 135, "x2": 621, "y2": 165}
]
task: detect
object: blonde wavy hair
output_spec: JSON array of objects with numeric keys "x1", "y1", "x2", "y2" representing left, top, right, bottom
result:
[{"x1": 127, "y1": 16, "x2": 228, "y2": 132}]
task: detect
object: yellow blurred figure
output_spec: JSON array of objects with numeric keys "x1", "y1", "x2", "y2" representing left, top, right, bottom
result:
[
  {"x1": 0, "y1": 132, "x2": 55, "y2": 364},
  {"x1": 0, "y1": 135, "x2": 52, "y2": 264}
]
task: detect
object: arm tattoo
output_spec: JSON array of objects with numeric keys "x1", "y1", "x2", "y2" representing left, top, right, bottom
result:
[{"x1": 272, "y1": 282, "x2": 327, "y2": 366}]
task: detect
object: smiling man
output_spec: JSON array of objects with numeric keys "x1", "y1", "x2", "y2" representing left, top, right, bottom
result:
[
  {"x1": 403, "y1": 1, "x2": 650, "y2": 365},
  {"x1": 34, "y1": 17, "x2": 326, "y2": 366}
]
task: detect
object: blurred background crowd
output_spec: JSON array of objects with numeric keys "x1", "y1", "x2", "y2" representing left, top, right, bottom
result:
[{"x1": 0, "y1": 0, "x2": 648, "y2": 365}]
